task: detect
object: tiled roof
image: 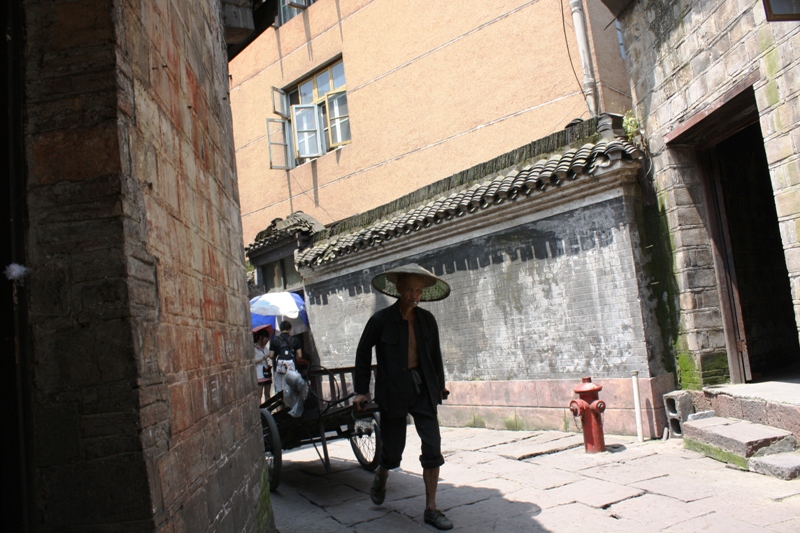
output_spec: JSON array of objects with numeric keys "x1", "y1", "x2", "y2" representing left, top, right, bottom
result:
[
  {"x1": 246, "y1": 211, "x2": 325, "y2": 255},
  {"x1": 296, "y1": 138, "x2": 642, "y2": 268}
]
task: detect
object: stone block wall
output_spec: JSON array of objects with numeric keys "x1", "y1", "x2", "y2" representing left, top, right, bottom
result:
[
  {"x1": 617, "y1": 0, "x2": 800, "y2": 386},
  {"x1": 23, "y1": 0, "x2": 265, "y2": 530},
  {"x1": 439, "y1": 373, "x2": 675, "y2": 438},
  {"x1": 306, "y1": 193, "x2": 666, "y2": 382}
]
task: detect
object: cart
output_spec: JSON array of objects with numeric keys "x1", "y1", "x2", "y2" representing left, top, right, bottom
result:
[{"x1": 259, "y1": 364, "x2": 381, "y2": 491}]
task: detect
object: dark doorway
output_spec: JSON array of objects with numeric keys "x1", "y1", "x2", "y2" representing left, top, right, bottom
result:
[{"x1": 707, "y1": 122, "x2": 800, "y2": 381}]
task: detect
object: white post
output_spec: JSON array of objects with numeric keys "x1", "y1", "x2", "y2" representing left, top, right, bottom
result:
[{"x1": 632, "y1": 370, "x2": 644, "y2": 442}]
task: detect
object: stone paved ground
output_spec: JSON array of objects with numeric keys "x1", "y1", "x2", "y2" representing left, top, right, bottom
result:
[{"x1": 270, "y1": 427, "x2": 800, "y2": 532}]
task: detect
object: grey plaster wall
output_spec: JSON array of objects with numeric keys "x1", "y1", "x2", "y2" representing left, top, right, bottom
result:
[{"x1": 306, "y1": 194, "x2": 666, "y2": 381}]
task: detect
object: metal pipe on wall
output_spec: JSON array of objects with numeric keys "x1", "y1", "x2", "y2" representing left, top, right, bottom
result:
[{"x1": 569, "y1": 0, "x2": 599, "y2": 116}]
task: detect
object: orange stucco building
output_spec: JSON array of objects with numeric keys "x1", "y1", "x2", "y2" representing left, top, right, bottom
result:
[{"x1": 230, "y1": 0, "x2": 632, "y2": 250}]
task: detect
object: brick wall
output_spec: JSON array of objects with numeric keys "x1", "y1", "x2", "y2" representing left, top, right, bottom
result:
[
  {"x1": 618, "y1": 0, "x2": 800, "y2": 386},
  {"x1": 24, "y1": 0, "x2": 266, "y2": 530},
  {"x1": 306, "y1": 194, "x2": 667, "y2": 382}
]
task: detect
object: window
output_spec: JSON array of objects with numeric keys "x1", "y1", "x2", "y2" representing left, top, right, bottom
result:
[
  {"x1": 267, "y1": 60, "x2": 351, "y2": 169},
  {"x1": 277, "y1": 0, "x2": 318, "y2": 27},
  {"x1": 762, "y1": 0, "x2": 800, "y2": 21}
]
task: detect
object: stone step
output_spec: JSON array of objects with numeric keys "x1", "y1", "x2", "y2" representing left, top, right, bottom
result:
[
  {"x1": 682, "y1": 416, "x2": 800, "y2": 480},
  {"x1": 691, "y1": 385, "x2": 800, "y2": 441},
  {"x1": 749, "y1": 451, "x2": 800, "y2": 480}
]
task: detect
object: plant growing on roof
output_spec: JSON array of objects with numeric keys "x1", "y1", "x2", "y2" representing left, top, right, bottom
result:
[{"x1": 623, "y1": 110, "x2": 641, "y2": 142}]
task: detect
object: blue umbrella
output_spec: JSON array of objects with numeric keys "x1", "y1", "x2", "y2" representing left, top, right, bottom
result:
[{"x1": 250, "y1": 292, "x2": 309, "y2": 332}]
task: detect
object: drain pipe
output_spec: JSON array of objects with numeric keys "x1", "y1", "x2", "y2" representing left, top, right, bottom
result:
[
  {"x1": 632, "y1": 371, "x2": 644, "y2": 442},
  {"x1": 569, "y1": 0, "x2": 599, "y2": 116}
]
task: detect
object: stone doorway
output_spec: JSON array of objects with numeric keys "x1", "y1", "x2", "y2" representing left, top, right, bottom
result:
[{"x1": 704, "y1": 122, "x2": 800, "y2": 383}]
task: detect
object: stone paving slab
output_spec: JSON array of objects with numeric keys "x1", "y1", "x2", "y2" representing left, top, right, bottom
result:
[
  {"x1": 663, "y1": 512, "x2": 767, "y2": 532},
  {"x1": 544, "y1": 478, "x2": 644, "y2": 508},
  {"x1": 442, "y1": 450, "x2": 495, "y2": 467},
  {"x1": 607, "y1": 493, "x2": 709, "y2": 529},
  {"x1": 324, "y1": 496, "x2": 394, "y2": 527},
  {"x1": 677, "y1": 462, "x2": 800, "y2": 502},
  {"x1": 579, "y1": 454, "x2": 670, "y2": 485},
  {"x1": 769, "y1": 516, "x2": 800, "y2": 533},
  {"x1": 687, "y1": 494, "x2": 800, "y2": 529},
  {"x1": 534, "y1": 502, "x2": 643, "y2": 533},
  {"x1": 508, "y1": 484, "x2": 591, "y2": 510},
  {"x1": 389, "y1": 483, "x2": 503, "y2": 517},
  {"x1": 474, "y1": 458, "x2": 583, "y2": 489},
  {"x1": 275, "y1": 515, "x2": 356, "y2": 533},
  {"x1": 631, "y1": 473, "x2": 715, "y2": 502},
  {"x1": 439, "y1": 427, "x2": 536, "y2": 453},
  {"x1": 436, "y1": 461, "x2": 495, "y2": 486},
  {"x1": 526, "y1": 438, "x2": 653, "y2": 472},
  {"x1": 485, "y1": 433, "x2": 584, "y2": 459},
  {"x1": 351, "y1": 510, "x2": 426, "y2": 532},
  {"x1": 442, "y1": 495, "x2": 543, "y2": 531},
  {"x1": 270, "y1": 427, "x2": 800, "y2": 532}
]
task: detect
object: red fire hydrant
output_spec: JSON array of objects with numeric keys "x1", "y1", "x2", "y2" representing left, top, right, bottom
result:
[{"x1": 569, "y1": 376, "x2": 606, "y2": 453}]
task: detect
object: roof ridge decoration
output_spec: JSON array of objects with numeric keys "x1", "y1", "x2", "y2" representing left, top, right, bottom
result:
[
  {"x1": 246, "y1": 211, "x2": 325, "y2": 255},
  {"x1": 296, "y1": 119, "x2": 643, "y2": 270}
]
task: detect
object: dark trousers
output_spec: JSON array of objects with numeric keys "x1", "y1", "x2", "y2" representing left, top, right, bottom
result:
[{"x1": 379, "y1": 370, "x2": 444, "y2": 470}]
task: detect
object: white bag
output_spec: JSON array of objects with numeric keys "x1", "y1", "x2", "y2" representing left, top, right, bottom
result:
[
  {"x1": 283, "y1": 370, "x2": 309, "y2": 418},
  {"x1": 275, "y1": 358, "x2": 295, "y2": 375}
]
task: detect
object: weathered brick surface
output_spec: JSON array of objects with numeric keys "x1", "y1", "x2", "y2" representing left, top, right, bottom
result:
[
  {"x1": 618, "y1": 1, "x2": 800, "y2": 386},
  {"x1": 23, "y1": 0, "x2": 265, "y2": 531}
]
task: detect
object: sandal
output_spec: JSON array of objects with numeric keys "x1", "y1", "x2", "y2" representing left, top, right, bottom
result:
[
  {"x1": 424, "y1": 509, "x2": 453, "y2": 530},
  {"x1": 370, "y1": 474, "x2": 386, "y2": 505}
]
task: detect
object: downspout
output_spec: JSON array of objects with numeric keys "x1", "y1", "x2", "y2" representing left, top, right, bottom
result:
[{"x1": 569, "y1": 0, "x2": 599, "y2": 116}]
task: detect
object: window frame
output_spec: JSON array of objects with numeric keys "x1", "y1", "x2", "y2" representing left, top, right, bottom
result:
[
  {"x1": 291, "y1": 104, "x2": 325, "y2": 159},
  {"x1": 266, "y1": 60, "x2": 350, "y2": 169},
  {"x1": 324, "y1": 90, "x2": 350, "y2": 149}
]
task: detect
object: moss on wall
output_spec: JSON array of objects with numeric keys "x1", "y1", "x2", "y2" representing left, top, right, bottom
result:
[
  {"x1": 640, "y1": 183, "x2": 680, "y2": 377},
  {"x1": 676, "y1": 351, "x2": 701, "y2": 389},
  {"x1": 465, "y1": 413, "x2": 486, "y2": 429},
  {"x1": 504, "y1": 413, "x2": 525, "y2": 431},
  {"x1": 257, "y1": 464, "x2": 276, "y2": 532}
]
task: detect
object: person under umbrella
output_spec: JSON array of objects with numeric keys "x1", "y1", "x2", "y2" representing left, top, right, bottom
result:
[
  {"x1": 253, "y1": 325, "x2": 274, "y2": 403},
  {"x1": 353, "y1": 264, "x2": 453, "y2": 530}
]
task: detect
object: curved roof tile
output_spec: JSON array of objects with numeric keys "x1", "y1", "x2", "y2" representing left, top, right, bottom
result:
[{"x1": 296, "y1": 138, "x2": 642, "y2": 268}]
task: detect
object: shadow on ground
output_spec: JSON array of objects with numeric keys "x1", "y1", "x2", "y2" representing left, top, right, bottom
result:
[{"x1": 270, "y1": 453, "x2": 549, "y2": 532}]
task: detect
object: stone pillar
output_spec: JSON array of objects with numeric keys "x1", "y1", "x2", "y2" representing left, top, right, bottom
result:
[{"x1": 23, "y1": 0, "x2": 268, "y2": 530}]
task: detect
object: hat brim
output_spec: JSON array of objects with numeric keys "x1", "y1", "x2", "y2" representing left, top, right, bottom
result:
[
  {"x1": 252, "y1": 324, "x2": 274, "y2": 335},
  {"x1": 371, "y1": 264, "x2": 450, "y2": 302}
]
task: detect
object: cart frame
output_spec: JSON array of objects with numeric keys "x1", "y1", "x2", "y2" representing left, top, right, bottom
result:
[{"x1": 259, "y1": 364, "x2": 381, "y2": 491}]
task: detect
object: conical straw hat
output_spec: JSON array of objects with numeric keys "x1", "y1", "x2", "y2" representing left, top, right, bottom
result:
[{"x1": 371, "y1": 264, "x2": 450, "y2": 302}]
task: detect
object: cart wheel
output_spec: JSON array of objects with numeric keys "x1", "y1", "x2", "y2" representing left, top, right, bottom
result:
[
  {"x1": 350, "y1": 413, "x2": 381, "y2": 471},
  {"x1": 260, "y1": 409, "x2": 282, "y2": 491}
]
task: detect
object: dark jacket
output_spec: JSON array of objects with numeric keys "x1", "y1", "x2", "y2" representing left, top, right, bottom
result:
[{"x1": 354, "y1": 301, "x2": 445, "y2": 417}]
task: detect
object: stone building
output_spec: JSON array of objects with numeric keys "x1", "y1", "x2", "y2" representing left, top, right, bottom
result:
[
  {"x1": 295, "y1": 115, "x2": 674, "y2": 437},
  {"x1": 605, "y1": 0, "x2": 800, "y2": 386},
  {"x1": 3, "y1": 1, "x2": 271, "y2": 531}
]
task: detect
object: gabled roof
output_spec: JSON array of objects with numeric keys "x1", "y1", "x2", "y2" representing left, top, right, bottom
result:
[
  {"x1": 246, "y1": 211, "x2": 325, "y2": 256},
  {"x1": 296, "y1": 121, "x2": 642, "y2": 269}
]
